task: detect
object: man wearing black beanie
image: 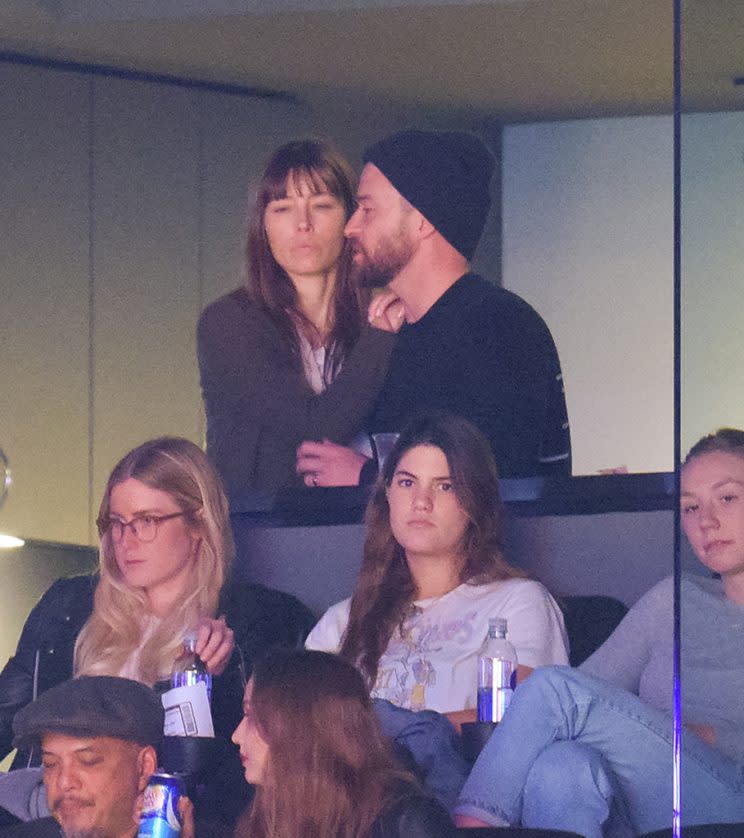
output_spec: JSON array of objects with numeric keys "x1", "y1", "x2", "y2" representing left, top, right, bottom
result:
[{"x1": 296, "y1": 129, "x2": 571, "y2": 485}]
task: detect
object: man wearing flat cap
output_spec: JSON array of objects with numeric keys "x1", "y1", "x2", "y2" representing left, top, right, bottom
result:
[
  {"x1": 296, "y1": 129, "x2": 571, "y2": 486},
  {"x1": 1, "y1": 676, "x2": 161, "y2": 838}
]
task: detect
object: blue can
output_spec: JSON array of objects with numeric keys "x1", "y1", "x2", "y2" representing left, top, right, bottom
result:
[{"x1": 137, "y1": 773, "x2": 184, "y2": 838}]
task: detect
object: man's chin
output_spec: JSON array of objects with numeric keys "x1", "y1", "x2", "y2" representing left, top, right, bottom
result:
[
  {"x1": 56, "y1": 823, "x2": 105, "y2": 838},
  {"x1": 54, "y1": 804, "x2": 100, "y2": 838}
]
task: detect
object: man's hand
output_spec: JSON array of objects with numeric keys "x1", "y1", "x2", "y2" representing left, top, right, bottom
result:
[
  {"x1": 194, "y1": 615, "x2": 234, "y2": 676},
  {"x1": 368, "y1": 289, "x2": 405, "y2": 333},
  {"x1": 178, "y1": 796, "x2": 196, "y2": 838},
  {"x1": 296, "y1": 439, "x2": 369, "y2": 486}
]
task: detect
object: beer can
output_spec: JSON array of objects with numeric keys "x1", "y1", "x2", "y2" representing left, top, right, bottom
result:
[{"x1": 137, "y1": 773, "x2": 184, "y2": 838}]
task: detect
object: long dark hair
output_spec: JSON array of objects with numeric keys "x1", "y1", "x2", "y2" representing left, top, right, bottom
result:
[
  {"x1": 684, "y1": 428, "x2": 744, "y2": 465},
  {"x1": 238, "y1": 649, "x2": 418, "y2": 838},
  {"x1": 245, "y1": 139, "x2": 363, "y2": 380},
  {"x1": 340, "y1": 412, "x2": 526, "y2": 686}
]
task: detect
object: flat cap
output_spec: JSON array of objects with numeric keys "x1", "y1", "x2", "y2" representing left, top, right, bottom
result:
[{"x1": 13, "y1": 675, "x2": 164, "y2": 750}]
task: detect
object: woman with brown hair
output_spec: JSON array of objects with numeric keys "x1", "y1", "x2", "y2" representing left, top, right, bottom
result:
[
  {"x1": 197, "y1": 139, "x2": 395, "y2": 492},
  {"x1": 228, "y1": 648, "x2": 455, "y2": 838},
  {"x1": 307, "y1": 412, "x2": 568, "y2": 716}
]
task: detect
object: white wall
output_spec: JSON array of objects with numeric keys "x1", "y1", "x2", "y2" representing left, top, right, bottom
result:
[
  {"x1": 502, "y1": 117, "x2": 674, "y2": 475},
  {"x1": 680, "y1": 111, "x2": 744, "y2": 451}
]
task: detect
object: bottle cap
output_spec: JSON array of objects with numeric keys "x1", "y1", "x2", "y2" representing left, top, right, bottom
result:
[
  {"x1": 488, "y1": 617, "x2": 507, "y2": 635},
  {"x1": 183, "y1": 631, "x2": 198, "y2": 652}
]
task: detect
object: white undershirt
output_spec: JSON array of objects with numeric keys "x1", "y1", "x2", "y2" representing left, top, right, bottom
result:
[{"x1": 298, "y1": 332, "x2": 331, "y2": 394}]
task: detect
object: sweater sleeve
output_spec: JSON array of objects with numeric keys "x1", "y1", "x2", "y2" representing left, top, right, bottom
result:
[
  {"x1": 197, "y1": 293, "x2": 395, "y2": 444},
  {"x1": 455, "y1": 286, "x2": 570, "y2": 479},
  {"x1": 579, "y1": 576, "x2": 671, "y2": 693}
]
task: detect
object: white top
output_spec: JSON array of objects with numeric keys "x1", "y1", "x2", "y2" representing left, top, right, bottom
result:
[
  {"x1": 306, "y1": 578, "x2": 569, "y2": 713},
  {"x1": 298, "y1": 332, "x2": 330, "y2": 394}
]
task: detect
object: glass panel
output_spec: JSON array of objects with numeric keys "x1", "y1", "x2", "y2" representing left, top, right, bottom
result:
[{"x1": 680, "y1": 0, "x2": 744, "y2": 830}]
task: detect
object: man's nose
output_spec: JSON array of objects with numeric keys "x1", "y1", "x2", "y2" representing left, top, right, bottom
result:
[
  {"x1": 344, "y1": 209, "x2": 361, "y2": 238},
  {"x1": 55, "y1": 763, "x2": 80, "y2": 792}
]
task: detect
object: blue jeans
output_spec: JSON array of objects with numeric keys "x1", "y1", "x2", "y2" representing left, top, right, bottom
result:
[
  {"x1": 454, "y1": 667, "x2": 744, "y2": 838},
  {"x1": 373, "y1": 698, "x2": 470, "y2": 810}
]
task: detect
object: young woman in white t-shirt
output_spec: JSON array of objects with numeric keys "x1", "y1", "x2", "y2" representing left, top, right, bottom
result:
[{"x1": 306, "y1": 412, "x2": 568, "y2": 716}]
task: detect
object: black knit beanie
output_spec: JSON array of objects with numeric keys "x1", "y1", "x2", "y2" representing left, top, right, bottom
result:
[{"x1": 363, "y1": 129, "x2": 494, "y2": 261}]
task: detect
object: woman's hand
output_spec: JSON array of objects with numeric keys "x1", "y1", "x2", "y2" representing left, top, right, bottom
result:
[
  {"x1": 445, "y1": 709, "x2": 476, "y2": 733},
  {"x1": 686, "y1": 722, "x2": 717, "y2": 746},
  {"x1": 445, "y1": 667, "x2": 534, "y2": 733},
  {"x1": 296, "y1": 439, "x2": 368, "y2": 486},
  {"x1": 368, "y1": 289, "x2": 405, "y2": 333},
  {"x1": 178, "y1": 796, "x2": 195, "y2": 838},
  {"x1": 195, "y1": 615, "x2": 235, "y2": 676},
  {"x1": 516, "y1": 664, "x2": 534, "y2": 684}
]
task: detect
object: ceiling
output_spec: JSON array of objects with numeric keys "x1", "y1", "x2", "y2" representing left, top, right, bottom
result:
[{"x1": 0, "y1": 0, "x2": 743, "y2": 121}]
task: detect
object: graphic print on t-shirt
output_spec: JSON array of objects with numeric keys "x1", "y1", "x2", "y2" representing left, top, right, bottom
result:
[{"x1": 373, "y1": 606, "x2": 481, "y2": 710}]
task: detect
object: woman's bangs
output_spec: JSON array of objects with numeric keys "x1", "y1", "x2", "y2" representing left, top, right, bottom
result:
[{"x1": 263, "y1": 165, "x2": 341, "y2": 204}]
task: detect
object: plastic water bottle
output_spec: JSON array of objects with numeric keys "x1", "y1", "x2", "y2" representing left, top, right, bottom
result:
[
  {"x1": 171, "y1": 631, "x2": 212, "y2": 703},
  {"x1": 477, "y1": 617, "x2": 518, "y2": 723}
]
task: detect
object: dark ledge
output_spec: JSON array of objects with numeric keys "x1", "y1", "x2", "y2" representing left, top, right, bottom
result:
[{"x1": 230, "y1": 472, "x2": 676, "y2": 528}]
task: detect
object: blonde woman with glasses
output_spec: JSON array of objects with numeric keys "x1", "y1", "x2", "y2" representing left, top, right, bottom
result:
[{"x1": 0, "y1": 437, "x2": 315, "y2": 828}]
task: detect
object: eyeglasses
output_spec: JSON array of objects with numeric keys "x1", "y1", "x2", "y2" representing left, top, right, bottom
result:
[{"x1": 96, "y1": 511, "x2": 188, "y2": 543}]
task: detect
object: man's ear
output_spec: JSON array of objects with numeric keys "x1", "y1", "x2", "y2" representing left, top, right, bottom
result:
[
  {"x1": 137, "y1": 745, "x2": 158, "y2": 792},
  {"x1": 412, "y1": 210, "x2": 437, "y2": 242}
]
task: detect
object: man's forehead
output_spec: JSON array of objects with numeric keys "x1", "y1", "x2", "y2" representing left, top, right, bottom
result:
[
  {"x1": 41, "y1": 731, "x2": 126, "y2": 754},
  {"x1": 358, "y1": 162, "x2": 400, "y2": 200}
]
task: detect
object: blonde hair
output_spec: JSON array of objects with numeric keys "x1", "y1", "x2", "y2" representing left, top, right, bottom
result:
[{"x1": 74, "y1": 437, "x2": 233, "y2": 685}]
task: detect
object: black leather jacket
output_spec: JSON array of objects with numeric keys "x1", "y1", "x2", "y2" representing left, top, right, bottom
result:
[{"x1": 0, "y1": 574, "x2": 316, "y2": 824}]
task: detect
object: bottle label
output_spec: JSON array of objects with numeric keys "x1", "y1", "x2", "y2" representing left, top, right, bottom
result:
[
  {"x1": 162, "y1": 681, "x2": 215, "y2": 737},
  {"x1": 477, "y1": 658, "x2": 516, "y2": 723}
]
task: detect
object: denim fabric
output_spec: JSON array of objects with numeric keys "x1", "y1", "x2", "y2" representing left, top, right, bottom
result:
[
  {"x1": 373, "y1": 698, "x2": 470, "y2": 810},
  {"x1": 454, "y1": 667, "x2": 744, "y2": 837}
]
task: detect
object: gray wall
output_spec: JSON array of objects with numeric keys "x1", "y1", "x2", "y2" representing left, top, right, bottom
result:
[{"x1": 233, "y1": 507, "x2": 703, "y2": 617}]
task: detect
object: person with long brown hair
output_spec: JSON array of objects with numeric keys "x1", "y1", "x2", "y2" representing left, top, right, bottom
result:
[
  {"x1": 223, "y1": 649, "x2": 455, "y2": 838},
  {"x1": 307, "y1": 412, "x2": 568, "y2": 715},
  {"x1": 197, "y1": 139, "x2": 395, "y2": 492},
  {"x1": 0, "y1": 437, "x2": 315, "y2": 827}
]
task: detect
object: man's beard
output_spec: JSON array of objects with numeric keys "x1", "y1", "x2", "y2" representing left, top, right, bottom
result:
[
  {"x1": 354, "y1": 231, "x2": 415, "y2": 289},
  {"x1": 54, "y1": 802, "x2": 106, "y2": 838}
]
